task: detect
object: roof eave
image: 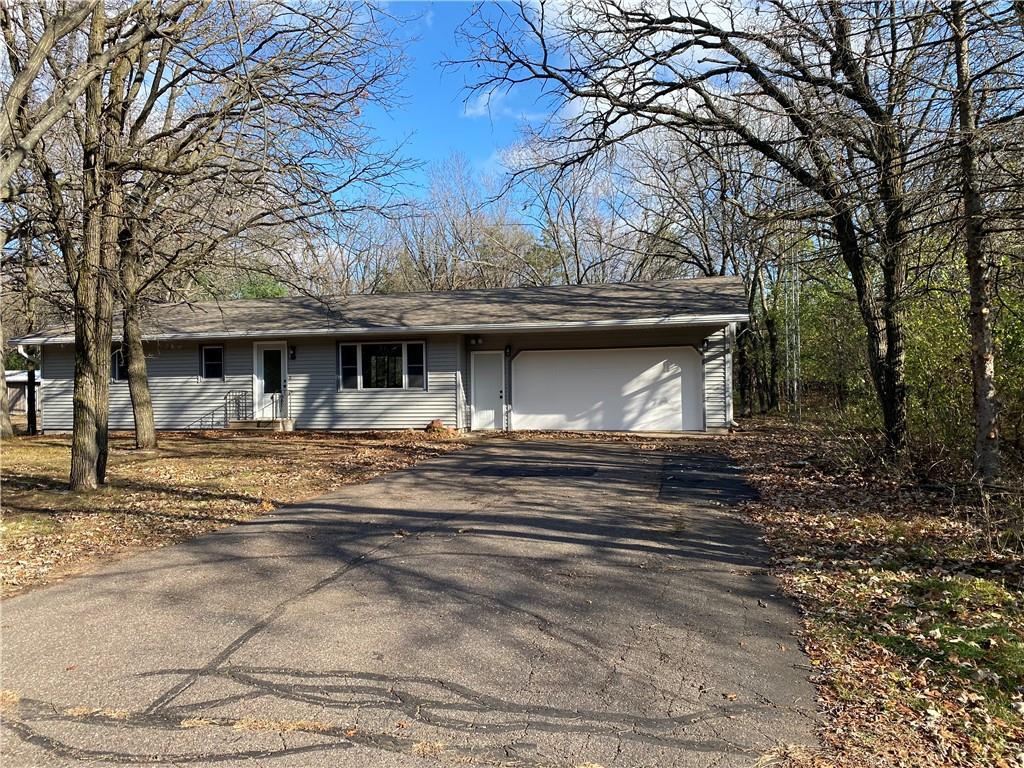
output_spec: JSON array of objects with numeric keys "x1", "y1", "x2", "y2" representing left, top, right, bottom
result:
[{"x1": 14, "y1": 312, "x2": 750, "y2": 345}]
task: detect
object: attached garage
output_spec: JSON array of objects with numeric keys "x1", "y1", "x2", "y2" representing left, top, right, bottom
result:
[
  {"x1": 510, "y1": 346, "x2": 704, "y2": 432},
  {"x1": 18, "y1": 276, "x2": 744, "y2": 435}
]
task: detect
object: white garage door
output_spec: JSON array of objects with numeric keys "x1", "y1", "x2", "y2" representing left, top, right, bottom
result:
[{"x1": 511, "y1": 347, "x2": 704, "y2": 432}]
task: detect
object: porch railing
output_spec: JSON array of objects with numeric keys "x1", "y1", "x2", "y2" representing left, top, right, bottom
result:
[
  {"x1": 185, "y1": 388, "x2": 291, "y2": 429},
  {"x1": 251, "y1": 387, "x2": 291, "y2": 420},
  {"x1": 224, "y1": 390, "x2": 253, "y2": 423}
]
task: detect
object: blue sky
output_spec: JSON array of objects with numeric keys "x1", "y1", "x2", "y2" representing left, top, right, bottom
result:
[{"x1": 366, "y1": 1, "x2": 547, "y2": 193}]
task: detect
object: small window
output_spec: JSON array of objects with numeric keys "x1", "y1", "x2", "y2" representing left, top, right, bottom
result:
[
  {"x1": 340, "y1": 344, "x2": 358, "y2": 390},
  {"x1": 201, "y1": 345, "x2": 224, "y2": 380},
  {"x1": 337, "y1": 341, "x2": 427, "y2": 390},
  {"x1": 406, "y1": 342, "x2": 425, "y2": 389},
  {"x1": 112, "y1": 348, "x2": 128, "y2": 381}
]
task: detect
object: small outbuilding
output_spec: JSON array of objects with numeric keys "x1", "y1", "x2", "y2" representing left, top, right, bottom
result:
[{"x1": 5, "y1": 369, "x2": 40, "y2": 416}]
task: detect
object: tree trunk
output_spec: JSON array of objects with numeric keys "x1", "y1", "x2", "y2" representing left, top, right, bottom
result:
[
  {"x1": 92, "y1": 49, "x2": 130, "y2": 482},
  {"x1": 0, "y1": 328, "x2": 12, "y2": 439},
  {"x1": 93, "y1": 188, "x2": 118, "y2": 483},
  {"x1": 755, "y1": 346, "x2": 770, "y2": 413},
  {"x1": 880, "y1": 296, "x2": 909, "y2": 454},
  {"x1": 832, "y1": 205, "x2": 909, "y2": 453},
  {"x1": 69, "y1": 4, "x2": 105, "y2": 491},
  {"x1": 764, "y1": 313, "x2": 781, "y2": 412},
  {"x1": 952, "y1": 0, "x2": 1000, "y2": 481},
  {"x1": 70, "y1": 309, "x2": 100, "y2": 490},
  {"x1": 832, "y1": 318, "x2": 848, "y2": 409},
  {"x1": 123, "y1": 301, "x2": 157, "y2": 448},
  {"x1": 0, "y1": 377, "x2": 12, "y2": 439},
  {"x1": 27, "y1": 365, "x2": 36, "y2": 435}
]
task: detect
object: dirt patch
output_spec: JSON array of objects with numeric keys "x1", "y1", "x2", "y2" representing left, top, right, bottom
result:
[{"x1": 1, "y1": 430, "x2": 466, "y2": 596}]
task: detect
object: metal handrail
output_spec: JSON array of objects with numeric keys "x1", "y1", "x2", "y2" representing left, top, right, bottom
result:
[
  {"x1": 187, "y1": 388, "x2": 290, "y2": 429},
  {"x1": 224, "y1": 390, "x2": 253, "y2": 425},
  {"x1": 251, "y1": 385, "x2": 290, "y2": 420}
]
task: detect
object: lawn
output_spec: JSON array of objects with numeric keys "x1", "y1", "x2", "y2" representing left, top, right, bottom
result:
[{"x1": 0, "y1": 430, "x2": 466, "y2": 596}]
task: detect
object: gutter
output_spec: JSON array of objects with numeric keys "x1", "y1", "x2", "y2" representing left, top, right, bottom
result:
[{"x1": 13, "y1": 313, "x2": 751, "y2": 345}]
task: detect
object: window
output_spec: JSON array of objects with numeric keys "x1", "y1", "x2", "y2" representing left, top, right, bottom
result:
[
  {"x1": 362, "y1": 343, "x2": 403, "y2": 389},
  {"x1": 201, "y1": 345, "x2": 224, "y2": 380},
  {"x1": 338, "y1": 342, "x2": 426, "y2": 390},
  {"x1": 111, "y1": 348, "x2": 128, "y2": 381},
  {"x1": 340, "y1": 344, "x2": 359, "y2": 390},
  {"x1": 406, "y1": 343, "x2": 424, "y2": 390}
]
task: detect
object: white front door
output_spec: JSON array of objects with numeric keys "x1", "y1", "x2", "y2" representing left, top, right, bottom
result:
[
  {"x1": 254, "y1": 342, "x2": 287, "y2": 418},
  {"x1": 471, "y1": 351, "x2": 504, "y2": 430}
]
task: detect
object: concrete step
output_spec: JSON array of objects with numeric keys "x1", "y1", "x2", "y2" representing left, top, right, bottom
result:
[{"x1": 227, "y1": 418, "x2": 295, "y2": 432}]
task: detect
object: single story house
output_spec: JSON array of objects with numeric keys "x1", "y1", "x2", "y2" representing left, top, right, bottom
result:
[{"x1": 15, "y1": 277, "x2": 747, "y2": 434}]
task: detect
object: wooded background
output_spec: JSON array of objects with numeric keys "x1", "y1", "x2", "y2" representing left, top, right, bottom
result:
[{"x1": 2, "y1": 0, "x2": 1022, "y2": 489}]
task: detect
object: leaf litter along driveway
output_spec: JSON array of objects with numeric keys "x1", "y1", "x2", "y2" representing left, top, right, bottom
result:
[
  {"x1": 0, "y1": 440, "x2": 817, "y2": 767},
  {"x1": 0, "y1": 430, "x2": 467, "y2": 595}
]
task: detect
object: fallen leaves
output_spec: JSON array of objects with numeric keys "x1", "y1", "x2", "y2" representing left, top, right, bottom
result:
[
  {"x1": 0, "y1": 690, "x2": 20, "y2": 713},
  {"x1": 411, "y1": 740, "x2": 447, "y2": 758},
  {"x1": 0, "y1": 430, "x2": 468, "y2": 596},
  {"x1": 232, "y1": 718, "x2": 332, "y2": 733},
  {"x1": 695, "y1": 418, "x2": 1024, "y2": 768}
]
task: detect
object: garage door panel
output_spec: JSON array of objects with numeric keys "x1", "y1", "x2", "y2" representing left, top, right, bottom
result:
[{"x1": 511, "y1": 347, "x2": 703, "y2": 432}]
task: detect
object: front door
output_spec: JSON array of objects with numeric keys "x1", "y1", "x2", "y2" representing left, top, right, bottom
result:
[
  {"x1": 254, "y1": 343, "x2": 287, "y2": 418},
  {"x1": 471, "y1": 351, "x2": 504, "y2": 430}
]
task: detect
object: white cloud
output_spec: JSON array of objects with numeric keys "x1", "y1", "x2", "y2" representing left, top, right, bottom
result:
[{"x1": 462, "y1": 89, "x2": 505, "y2": 118}]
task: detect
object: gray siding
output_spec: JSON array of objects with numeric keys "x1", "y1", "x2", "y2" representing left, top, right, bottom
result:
[
  {"x1": 41, "y1": 341, "x2": 254, "y2": 432},
  {"x1": 39, "y1": 327, "x2": 731, "y2": 433},
  {"x1": 287, "y1": 336, "x2": 459, "y2": 430},
  {"x1": 703, "y1": 329, "x2": 731, "y2": 428},
  {"x1": 39, "y1": 345, "x2": 74, "y2": 433},
  {"x1": 40, "y1": 336, "x2": 460, "y2": 433}
]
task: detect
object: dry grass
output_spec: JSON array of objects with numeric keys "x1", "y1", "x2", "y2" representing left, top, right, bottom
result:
[
  {"x1": 0, "y1": 429, "x2": 466, "y2": 596},
  {"x1": 411, "y1": 740, "x2": 447, "y2": 758},
  {"x1": 232, "y1": 717, "x2": 332, "y2": 733},
  {"x1": 703, "y1": 418, "x2": 1024, "y2": 768},
  {"x1": 0, "y1": 689, "x2": 21, "y2": 713}
]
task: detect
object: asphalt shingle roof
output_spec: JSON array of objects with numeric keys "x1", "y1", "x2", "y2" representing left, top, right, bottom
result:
[{"x1": 17, "y1": 277, "x2": 748, "y2": 344}]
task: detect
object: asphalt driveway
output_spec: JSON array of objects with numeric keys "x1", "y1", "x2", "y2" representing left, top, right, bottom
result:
[{"x1": 0, "y1": 440, "x2": 817, "y2": 767}]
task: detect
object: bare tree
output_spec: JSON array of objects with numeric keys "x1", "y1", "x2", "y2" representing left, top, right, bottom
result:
[
  {"x1": 459, "y1": 0, "x2": 961, "y2": 454},
  {"x1": 943, "y1": 1, "x2": 1024, "y2": 480},
  {"x1": 6, "y1": 0, "x2": 404, "y2": 483},
  {"x1": 389, "y1": 155, "x2": 539, "y2": 290},
  {"x1": 0, "y1": 0, "x2": 192, "y2": 200},
  {"x1": 0, "y1": 318, "x2": 12, "y2": 439}
]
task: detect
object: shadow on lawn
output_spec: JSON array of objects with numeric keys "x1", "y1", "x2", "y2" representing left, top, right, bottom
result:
[{"x1": 1, "y1": 433, "x2": 466, "y2": 522}]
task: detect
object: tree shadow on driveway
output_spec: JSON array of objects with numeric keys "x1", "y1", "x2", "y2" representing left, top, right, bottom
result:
[{"x1": 1, "y1": 441, "x2": 817, "y2": 768}]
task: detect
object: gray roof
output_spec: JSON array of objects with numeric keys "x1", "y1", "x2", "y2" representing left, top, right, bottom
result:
[{"x1": 16, "y1": 277, "x2": 748, "y2": 344}]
